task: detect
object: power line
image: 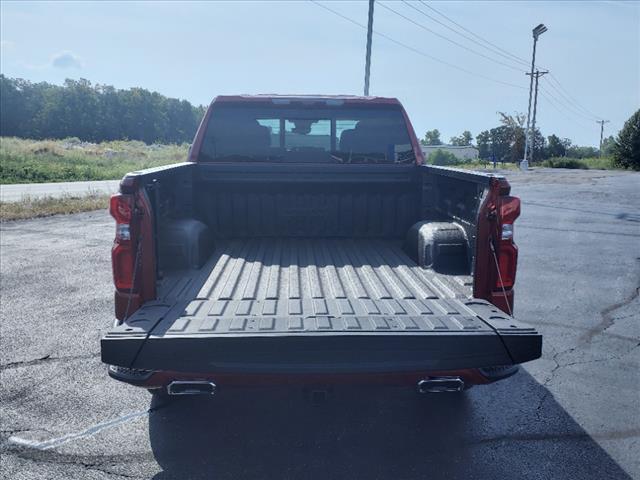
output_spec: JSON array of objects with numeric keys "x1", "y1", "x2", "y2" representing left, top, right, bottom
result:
[
  {"x1": 378, "y1": 1, "x2": 524, "y2": 73},
  {"x1": 418, "y1": 1, "x2": 604, "y2": 122},
  {"x1": 311, "y1": 0, "x2": 605, "y2": 136},
  {"x1": 547, "y1": 73, "x2": 602, "y2": 120},
  {"x1": 309, "y1": 1, "x2": 527, "y2": 90},
  {"x1": 538, "y1": 90, "x2": 591, "y2": 130},
  {"x1": 404, "y1": 1, "x2": 531, "y2": 69},
  {"x1": 544, "y1": 78, "x2": 600, "y2": 121},
  {"x1": 418, "y1": 1, "x2": 532, "y2": 68},
  {"x1": 539, "y1": 82, "x2": 599, "y2": 123}
]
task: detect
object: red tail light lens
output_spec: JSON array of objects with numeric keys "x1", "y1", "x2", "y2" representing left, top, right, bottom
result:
[
  {"x1": 500, "y1": 195, "x2": 520, "y2": 225},
  {"x1": 110, "y1": 194, "x2": 133, "y2": 224},
  {"x1": 112, "y1": 243, "x2": 134, "y2": 290},
  {"x1": 110, "y1": 193, "x2": 136, "y2": 291},
  {"x1": 497, "y1": 241, "x2": 518, "y2": 288},
  {"x1": 496, "y1": 196, "x2": 520, "y2": 290}
]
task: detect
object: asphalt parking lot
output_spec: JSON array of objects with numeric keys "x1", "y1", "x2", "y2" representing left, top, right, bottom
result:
[{"x1": 1, "y1": 168, "x2": 639, "y2": 479}]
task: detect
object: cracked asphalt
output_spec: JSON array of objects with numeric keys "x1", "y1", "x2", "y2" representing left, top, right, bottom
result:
[{"x1": 1, "y1": 168, "x2": 639, "y2": 479}]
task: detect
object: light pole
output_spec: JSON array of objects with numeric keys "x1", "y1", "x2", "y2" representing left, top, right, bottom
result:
[
  {"x1": 522, "y1": 23, "x2": 547, "y2": 172},
  {"x1": 363, "y1": 0, "x2": 375, "y2": 96},
  {"x1": 597, "y1": 120, "x2": 610, "y2": 156},
  {"x1": 529, "y1": 69, "x2": 548, "y2": 163}
]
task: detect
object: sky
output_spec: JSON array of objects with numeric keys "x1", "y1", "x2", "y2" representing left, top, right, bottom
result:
[{"x1": 1, "y1": 1, "x2": 638, "y2": 147}]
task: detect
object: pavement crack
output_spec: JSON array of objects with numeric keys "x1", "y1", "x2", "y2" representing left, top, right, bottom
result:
[
  {"x1": 580, "y1": 285, "x2": 640, "y2": 344},
  {"x1": 81, "y1": 462, "x2": 143, "y2": 479},
  {"x1": 2, "y1": 448, "x2": 151, "y2": 479},
  {"x1": 0, "y1": 352, "x2": 99, "y2": 371}
]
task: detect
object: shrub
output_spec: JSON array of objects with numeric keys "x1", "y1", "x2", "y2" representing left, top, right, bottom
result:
[
  {"x1": 541, "y1": 158, "x2": 588, "y2": 169},
  {"x1": 428, "y1": 149, "x2": 462, "y2": 166}
]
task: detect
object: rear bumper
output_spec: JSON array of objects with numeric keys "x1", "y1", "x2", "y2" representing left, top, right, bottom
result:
[{"x1": 108, "y1": 364, "x2": 519, "y2": 389}]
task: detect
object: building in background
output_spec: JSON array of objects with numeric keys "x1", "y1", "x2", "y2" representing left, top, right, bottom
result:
[{"x1": 421, "y1": 145, "x2": 479, "y2": 161}]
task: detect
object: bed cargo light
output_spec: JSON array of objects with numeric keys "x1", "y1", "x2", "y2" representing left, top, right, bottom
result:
[{"x1": 110, "y1": 193, "x2": 136, "y2": 291}]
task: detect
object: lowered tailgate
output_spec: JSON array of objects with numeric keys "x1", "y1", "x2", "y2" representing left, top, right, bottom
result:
[
  {"x1": 102, "y1": 239, "x2": 540, "y2": 374},
  {"x1": 102, "y1": 299, "x2": 540, "y2": 374}
]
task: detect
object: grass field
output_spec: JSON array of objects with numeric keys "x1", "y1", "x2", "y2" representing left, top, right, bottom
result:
[
  {"x1": 0, "y1": 137, "x2": 189, "y2": 184},
  {"x1": 0, "y1": 193, "x2": 109, "y2": 221},
  {"x1": 0, "y1": 137, "x2": 622, "y2": 187}
]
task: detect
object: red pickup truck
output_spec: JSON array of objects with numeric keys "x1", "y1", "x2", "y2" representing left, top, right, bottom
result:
[{"x1": 101, "y1": 95, "x2": 541, "y2": 396}]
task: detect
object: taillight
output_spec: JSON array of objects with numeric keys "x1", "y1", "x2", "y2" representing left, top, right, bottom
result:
[
  {"x1": 112, "y1": 244, "x2": 135, "y2": 290},
  {"x1": 110, "y1": 194, "x2": 133, "y2": 241},
  {"x1": 110, "y1": 193, "x2": 136, "y2": 291},
  {"x1": 496, "y1": 196, "x2": 520, "y2": 289}
]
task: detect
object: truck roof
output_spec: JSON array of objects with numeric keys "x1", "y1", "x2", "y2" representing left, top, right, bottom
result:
[{"x1": 211, "y1": 94, "x2": 402, "y2": 106}]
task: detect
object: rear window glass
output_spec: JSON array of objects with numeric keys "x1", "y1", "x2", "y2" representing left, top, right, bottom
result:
[{"x1": 199, "y1": 103, "x2": 414, "y2": 164}]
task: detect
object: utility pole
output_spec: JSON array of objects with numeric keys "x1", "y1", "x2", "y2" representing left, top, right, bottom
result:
[
  {"x1": 522, "y1": 24, "x2": 547, "y2": 171},
  {"x1": 597, "y1": 120, "x2": 610, "y2": 156},
  {"x1": 363, "y1": 0, "x2": 374, "y2": 96},
  {"x1": 527, "y1": 69, "x2": 548, "y2": 164}
]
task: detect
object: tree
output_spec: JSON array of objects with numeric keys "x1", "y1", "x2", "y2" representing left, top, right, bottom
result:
[
  {"x1": 498, "y1": 112, "x2": 526, "y2": 162},
  {"x1": 546, "y1": 134, "x2": 566, "y2": 158},
  {"x1": 566, "y1": 145, "x2": 598, "y2": 158},
  {"x1": 428, "y1": 149, "x2": 460, "y2": 166},
  {"x1": 487, "y1": 126, "x2": 507, "y2": 162},
  {"x1": 612, "y1": 109, "x2": 640, "y2": 170},
  {"x1": 498, "y1": 112, "x2": 526, "y2": 130},
  {"x1": 450, "y1": 130, "x2": 473, "y2": 146},
  {"x1": 475, "y1": 126, "x2": 515, "y2": 163},
  {"x1": 530, "y1": 128, "x2": 545, "y2": 162},
  {"x1": 476, "y1": 130, "x2": 491, "y2": 158},
  {"x1": 421, "y1": 129, "x2": 442, "y2": 146},
  {"x1": 601, "y1": 135, "x2": 616, "y2": 157},
  {"x1": 0, "y1": 74, "x2": 205, "y2": 144}
]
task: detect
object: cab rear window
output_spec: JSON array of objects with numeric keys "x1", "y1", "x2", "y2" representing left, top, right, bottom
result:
[{"x1": 198, "y1": 103, "x2": 414, "y2": 164}]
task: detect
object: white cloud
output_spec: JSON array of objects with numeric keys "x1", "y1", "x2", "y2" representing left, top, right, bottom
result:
[{"x1": 51, "y1": 51, "x2": 82, "y2": 69}]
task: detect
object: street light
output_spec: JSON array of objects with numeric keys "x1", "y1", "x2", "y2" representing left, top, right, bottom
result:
[
  {"x1": 522, "y1": 23, "x2": 547, "y2": 172},
  {"x1": 533, "y1": 24, "x2": 548, "y2": 38}
]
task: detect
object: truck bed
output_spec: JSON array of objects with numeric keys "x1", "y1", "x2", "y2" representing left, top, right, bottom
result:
[
  {"x1": 160, "y1": 237, "x2": 472, "y2": 320},
  {"x1": 102, "y1": 238, "x2": 541, "y2": 374}
]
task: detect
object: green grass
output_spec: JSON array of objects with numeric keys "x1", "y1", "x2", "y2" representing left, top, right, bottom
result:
[
  {"x1": 0, "y1": 137, "x2": 189, "y2": 184},
  {"x1": 2, "y1": 136, "x2": 620, "y2": 186},
  {"x1": 0, "y1": 193, "x2": 110, "y2": 221},
  {"x1": 541, "y1": 156, "x2": 617, "y2": 170}
]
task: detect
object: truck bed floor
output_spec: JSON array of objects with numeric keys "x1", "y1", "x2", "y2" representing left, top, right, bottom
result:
[{"x1": 157, "y1": 238, "x2": 473, "y2": 321}]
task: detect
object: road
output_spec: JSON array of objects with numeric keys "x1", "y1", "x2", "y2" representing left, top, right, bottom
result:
[
  {"x1": 0, "y1": 180, "x2": 120, "y2": 202},
  {"x1": 1, "y1": 168, "x2": 638, "y2": 479}
]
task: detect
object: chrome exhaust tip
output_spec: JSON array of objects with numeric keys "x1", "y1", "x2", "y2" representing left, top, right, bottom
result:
[
  {"x1": 167, "y1": 381, "x2": 217, "y2": 396},
  {"x1": 417, "y1": 377, "x2": 464, "y2": 394}
]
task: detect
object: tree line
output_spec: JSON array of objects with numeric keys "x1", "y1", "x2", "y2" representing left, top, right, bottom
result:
[
  {"x1": 420, "y1": 111, "x2": 624, "y2": 163},
  {"x1": 0, "y1": 75, "x2": 206, "y2": 144}
]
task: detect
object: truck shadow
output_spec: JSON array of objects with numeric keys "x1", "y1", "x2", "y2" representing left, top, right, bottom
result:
[{"x1": 148, "y1": 371, "x2": 633, "y2": 480}]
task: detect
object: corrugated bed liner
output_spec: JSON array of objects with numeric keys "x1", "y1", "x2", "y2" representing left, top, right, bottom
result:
[{"x1": 155, "y1": 237, "x2": 474, "y2": 323}]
